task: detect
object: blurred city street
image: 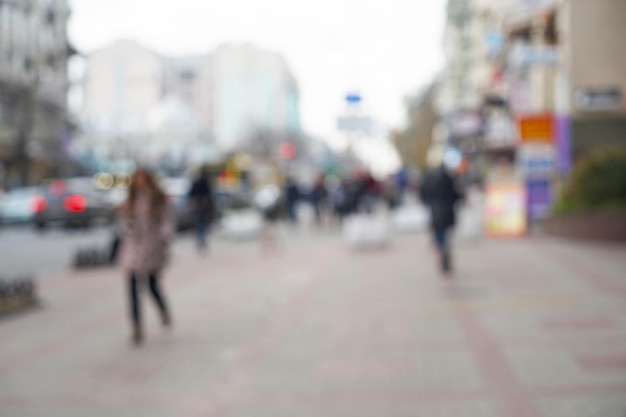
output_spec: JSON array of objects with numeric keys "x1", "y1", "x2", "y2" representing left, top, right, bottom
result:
[
  {"x1": 1, "y1": 229, "x2": 625, "y2": 417},
  {"x1": 1, "y1": 0, "x2": 626, "y2": 415}
]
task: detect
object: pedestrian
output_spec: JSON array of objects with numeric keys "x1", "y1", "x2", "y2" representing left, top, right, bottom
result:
[
  {"x1": 189, "y1": 169, "x2": 215, "y2": 253},
  {"x1": 285, "y1": 176, "x2": 299, "y2": 224},
  {"x1": 383, "y1": 177, "x2": 401, "y2": 211},
  {"x1": 310, "y1": 174, "x2": 327, "y2": 226},
  {"x1": 328, "y1": 178, "x2": 347, "y2": 224},
  {"x1": 119, "y1": 168, "x2": 175, "y2": 346},
  {"x1": 419, "y1": 152, "x2": 463, "y2": 274},
  {"x1": 254, "y1": 184, "x2": 282, "y2": 253}
]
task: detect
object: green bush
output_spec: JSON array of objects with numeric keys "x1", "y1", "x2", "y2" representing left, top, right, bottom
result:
[{"x1": 555, "y1": 148, "x2": 626, "y2": 214}]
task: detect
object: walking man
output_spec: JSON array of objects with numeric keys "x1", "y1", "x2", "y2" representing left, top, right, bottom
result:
[
  {"x1": 189, "y1": 170, "x2": 215, "y2": 253},
  {"x1": 420, "y1": 152, "x2": 463, "y2": 274}
]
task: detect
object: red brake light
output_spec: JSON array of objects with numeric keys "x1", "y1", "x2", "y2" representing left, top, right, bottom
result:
[
  {"x1": 30, "y1": 195, "x2": 47, "y2": 213},
  {"x1": 63, "y1": 194, "x2": 88, "y2": 212}
]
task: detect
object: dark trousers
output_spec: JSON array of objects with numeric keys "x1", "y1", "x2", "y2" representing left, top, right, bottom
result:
[
  {"x1": 432, "y1": 226, "x2": 449, "y2": 251},
  {"x1": 129, "y1": 272, "x2": 169, "y2": 325},
  {"x1": 286, "y1": 201, "x2": 297, "y2": 223},
  {"x1": 194, "y1": 216, "x2": 209, "y2": 250},
  {"x1": 431, "y1": 226, "x2": 452, "y2": 272}
]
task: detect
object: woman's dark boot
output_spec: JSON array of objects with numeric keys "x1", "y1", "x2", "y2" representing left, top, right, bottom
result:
[
  {"x1": 131, "y1": 323, "x2": 144, "y2": 346},
  {"x1": 161, "y1": 311, "x2": 172, "y2": 328},
  {"x1": 441, "y1": 248, "x2": 452, "y2": 274}
]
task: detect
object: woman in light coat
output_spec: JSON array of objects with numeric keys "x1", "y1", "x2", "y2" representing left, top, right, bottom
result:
[{"x1": 119, "y1": 168, "x2": 175, "y2": 345}]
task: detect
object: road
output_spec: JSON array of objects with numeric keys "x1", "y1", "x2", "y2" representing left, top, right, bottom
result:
[
  {"x1": 0, "y1": 226, "x2": 115, "y2": 277},
  {"x1": 0, "y1": 221, "x2": 338, "y2": 277}
]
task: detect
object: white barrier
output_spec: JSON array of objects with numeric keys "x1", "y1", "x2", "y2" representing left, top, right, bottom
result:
[{"x1": 343, "y1": 215, "x2": 390, "y2": 249}]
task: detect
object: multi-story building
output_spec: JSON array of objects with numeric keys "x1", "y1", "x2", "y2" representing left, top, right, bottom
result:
[
  {"x1": 436, "y1": 0, "x2": 479, "y2": 116},
  {"x1": 210, "y1": 44, "x2": 301, "y2": 150},
  {"x1": 77, "y1": 41, "x2": 302, "y2": 169},
  {"x1": 82, "y1": 40, "x2": 161, "y2": 137},
  {"x1": 0, "y1": 0, "x2": 74, "y2": 186}
]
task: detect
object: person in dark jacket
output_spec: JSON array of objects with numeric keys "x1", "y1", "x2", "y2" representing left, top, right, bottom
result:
[
  {"x1": 310, "y1": 174, "x2": 327, "y2": 225},
  {"x1": 420, "y1": 160, "x2": 463, "y2": 274},
  {"x1": 285, "y1": 177, "x2": 299, "y2": 224},
  {"x1": 189, "y1": 170, "x2": 215, "y2": 252}
]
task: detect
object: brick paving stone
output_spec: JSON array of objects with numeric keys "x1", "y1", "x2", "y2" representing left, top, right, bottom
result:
[
  {"x1": 536, "y1": 393, "x2": 626, "y2": 417},
  {"x1": 0, "y1": 233, "x2": 625, "y2": 417}
]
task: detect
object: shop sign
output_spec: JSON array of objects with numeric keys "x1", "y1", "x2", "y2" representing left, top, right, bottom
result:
[
  {"x1": 555, "y1": 115, "x2": 572, "y2": 174},
  {"x1": 574, "y1": 88, "x2": 623, "y2": 112},
  {"x1": 527, "y1": 179, "x2": 553, "y2": 221},
  {"x1": 518, "y1": 114, "x2": 554, "y2": 144},
  {"x1": 509, "y1": 44, "x2": 559, "y2": 68},
  {"x1": 484, "y1": 116, "x2": 516, "y2": 149},
  {"x1": 450, "y1": 112, "x2": 482, "y2": 137},
  {"x1": 519, "y1": 144, "x2": 555, "y2": 179}
]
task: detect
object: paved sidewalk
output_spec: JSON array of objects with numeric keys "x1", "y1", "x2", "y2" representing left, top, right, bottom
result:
[{"x1": 0, "y1": 233, "x2": 625, "y2": 417}]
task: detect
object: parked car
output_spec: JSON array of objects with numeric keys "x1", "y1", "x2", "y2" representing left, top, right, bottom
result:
[
  {"x1": 33, "y1": 178, "x2": 116, "y2": 230},
  {"x1": 162, "y1": 177, "x2": 195, "y2": 231},
  {"x1": 215, "y1": 188, "x2": 250, "y2": 214},
  {"x1": 0, "y1": 187, "x2": 44, "y2": 225}
]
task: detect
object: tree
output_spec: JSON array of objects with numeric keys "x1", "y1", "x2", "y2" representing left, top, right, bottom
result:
[{"x1": 392, "y1": 82, "x2": 439, "y2": 170}]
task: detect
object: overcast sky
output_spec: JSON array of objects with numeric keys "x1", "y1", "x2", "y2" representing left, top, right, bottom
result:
[{"x1": 69, "y1": 0, "x2": 446, "y2": 141}]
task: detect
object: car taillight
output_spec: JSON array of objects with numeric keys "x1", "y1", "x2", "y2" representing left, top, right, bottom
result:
[
  {"x1": 63, "y1": 194, "x2": 88, "y2": 212},
  {"x1": 30, "y1": 195, "x2": 47, "y2": 213}
]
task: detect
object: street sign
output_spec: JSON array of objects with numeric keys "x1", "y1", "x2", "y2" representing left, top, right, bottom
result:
[
  {"x1": 345, "y1": 93, "x2": 362, "y2": 104},
  {"x1": 337, "y1": 116, "x2": 373, "y2": 133}
]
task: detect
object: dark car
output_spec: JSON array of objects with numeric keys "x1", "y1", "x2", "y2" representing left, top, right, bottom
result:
[{"x1": 33, "y1": 178, "x2": 116, "y2": 230}]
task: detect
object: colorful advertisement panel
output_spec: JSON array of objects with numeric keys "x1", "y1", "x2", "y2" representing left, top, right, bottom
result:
[{"x1": 484, "y1": 182, "x2": 528, "y2": 237}]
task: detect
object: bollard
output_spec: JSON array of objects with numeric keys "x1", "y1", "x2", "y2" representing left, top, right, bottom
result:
[
  {"x1": 0, "y1": 274, "x2": 38, "y2": 316},
  {"x1": 73, "y1": 246, "x2": 115, "y2": 269}
]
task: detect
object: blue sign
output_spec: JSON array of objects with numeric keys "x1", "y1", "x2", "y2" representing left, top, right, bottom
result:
[{"x1": 345, "y1": 93, "x2": 362, "y2": 104}]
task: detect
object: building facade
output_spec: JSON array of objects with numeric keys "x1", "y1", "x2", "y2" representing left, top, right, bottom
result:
[
  {"x1": 431, "y1": 0, "x2": 626, "y2": 221},
  {"x1": 0, "y1": 0, "x2": 73, "y2": 186},
  {"x1": 561, "y1": 0, "x2": 626, "y2": 155}
]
